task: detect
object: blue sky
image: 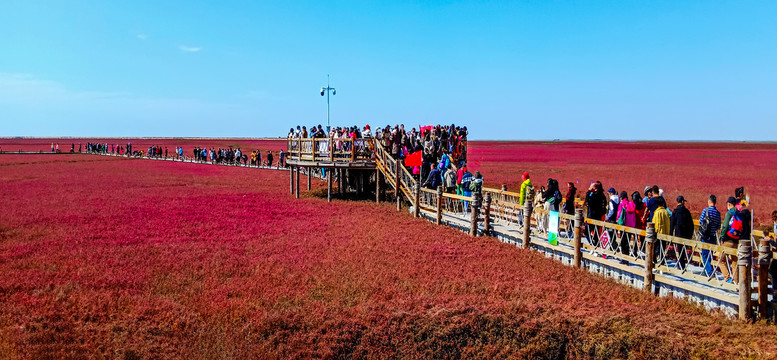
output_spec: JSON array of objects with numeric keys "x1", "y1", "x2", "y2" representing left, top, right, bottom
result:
[{"x1": 1, "y1": 1, "x2": 775, "y2": 140}]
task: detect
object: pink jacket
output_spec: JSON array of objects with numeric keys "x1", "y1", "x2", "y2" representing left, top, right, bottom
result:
[{"x1": 617, "y1": 199, "x2": 637, "y2": 228}]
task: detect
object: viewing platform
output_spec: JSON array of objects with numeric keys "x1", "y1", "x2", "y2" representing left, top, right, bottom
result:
[{"x1": 285, "y1": 138, "x2": 376, "y2": 169}]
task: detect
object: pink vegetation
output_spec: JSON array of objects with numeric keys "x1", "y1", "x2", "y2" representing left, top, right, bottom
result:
[
  {"x1": 1, "y1": 154, "x2": 776, "y2": 358},
  {"x1": 468, "y1": 141, "x2": 777, "y2": 226}
]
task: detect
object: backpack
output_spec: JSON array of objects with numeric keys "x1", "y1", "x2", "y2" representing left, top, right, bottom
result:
[
  {"x1": 698, "y1": 210, "x2": 711, "y2": 237},
  {"x1": 617, "y1": 206, "x2": 626, "y2": 225},
  {"x1": 727, "y1": 211, "x2": 744, "y2": 240}
]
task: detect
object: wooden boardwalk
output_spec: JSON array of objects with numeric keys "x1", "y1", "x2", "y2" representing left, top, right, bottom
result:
[{"x1": 285, "y1": 137, "x2": 775, "y2": 321}]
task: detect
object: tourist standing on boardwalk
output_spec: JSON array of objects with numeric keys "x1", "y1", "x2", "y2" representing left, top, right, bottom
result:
[
  {"x1": 563, "y1": 182, "x2": 576, "y2": 216},
  {"x1": 719, "y1": 197, "x2": 745, "y2": 283},
  {"x1": 606, "y1": 188, "x2": 620, "y2": 223},
  {"x1": 519, "y1": 172, "x2": 532, "y2": 206},
  {"x1": 422, "y1": 161, "x2": 442, "y2": 190},
  {"x1": 670, "y1": 196, "x2": 694, "y2": 268},
  {"x1": 443, "y1": 164, "x2": 456, "y2": 193},
  {"x1": 698, "y1": 195, "x2": 721, "y2": 276},
  {"x1": 616, "y1": 191, "x2": 636, "y2": 227},
  {"x1": 584, "y1": 181, "x2": 606, "y2": 246},
  {"x1": 541, "y1": 178, "x2": 562, "y2": 212},
  {"x1": 456, "y1": 164, "x2": 466, "y2": 196}
]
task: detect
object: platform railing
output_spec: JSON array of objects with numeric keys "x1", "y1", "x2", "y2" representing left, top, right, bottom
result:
[{"x1": 286, "y1": 138, "x2": 373, "y2": 162}]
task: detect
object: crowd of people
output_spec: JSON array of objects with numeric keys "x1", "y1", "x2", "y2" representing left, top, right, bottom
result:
[
  {"x1": 518, "y1": 174, "x2": 757, "y2": 283},
  {"x1": 82, "y1": 142, "x2": 286, "y2": 168}
]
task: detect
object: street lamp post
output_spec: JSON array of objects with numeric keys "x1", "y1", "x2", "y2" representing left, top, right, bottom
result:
[{"x1": 320, "y1": 74, "x2": 336, "y2": 133}]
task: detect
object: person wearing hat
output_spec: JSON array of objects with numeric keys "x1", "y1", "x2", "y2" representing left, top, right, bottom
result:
[
  {"x1": 670, "y1": 195, "x2": 694, "y2": 269},
  {"x1": 605, "y1": 187, "x2": 620, "y2": 223},
  {"x1": 362, "y1": 124, "x2": 372, "y2": 138},
  {"x1": 519, "y1": 172, "x2": 532, "y2": 206}
]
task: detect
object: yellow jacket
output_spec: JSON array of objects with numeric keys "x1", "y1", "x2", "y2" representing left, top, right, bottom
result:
[
  {"x1": 653, "y1": 207, "x2": 670, "y2": 235},
  {"x1": 520, "y1": 179, "x2": 532, "y2": 205}
]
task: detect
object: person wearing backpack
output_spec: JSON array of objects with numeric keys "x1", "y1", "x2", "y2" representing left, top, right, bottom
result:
[
  {"x1": 469, "y1": 171, "x2": 483, "y2": 194},
  {"x1": 698, "y1": 195, "x2": 721, "y2": 276},
  {"x1": 719, "y1": 197, "x2": 745, "y2": 283}
]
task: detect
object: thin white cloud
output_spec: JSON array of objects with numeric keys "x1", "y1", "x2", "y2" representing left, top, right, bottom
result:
[
  {"x1": 179, "y1": 45, "x2": 201, "y2": 53},
  {"x1": 136, "y1": 33, "x2": 148, "y2": 40}
]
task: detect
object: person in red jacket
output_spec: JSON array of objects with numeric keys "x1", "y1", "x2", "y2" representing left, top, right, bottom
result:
[{"x1": 456, "y1": 164, "x2": 467, "y2": 195}]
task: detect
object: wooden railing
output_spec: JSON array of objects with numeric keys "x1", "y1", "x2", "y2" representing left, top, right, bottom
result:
[{"x1": 286, "y1": 138, "x2": 374, "y2": 162}]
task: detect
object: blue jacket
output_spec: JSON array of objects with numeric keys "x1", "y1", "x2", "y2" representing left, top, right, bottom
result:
[{"x1": 424, "y1": 168, "x2": 442, "y2": 189}]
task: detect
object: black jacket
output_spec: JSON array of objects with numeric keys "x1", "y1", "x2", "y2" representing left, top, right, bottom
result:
[
  {"x1": 585, "y1": 190, "x2": 606, "y2": 220},
  {"x1": 670, "y1": 204, "x2": 694, "y2": 239}
]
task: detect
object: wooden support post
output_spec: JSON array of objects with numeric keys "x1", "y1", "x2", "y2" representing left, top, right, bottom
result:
[
  {"x1": 295, "y1": 167, "x2": 300, "y2": 199},
  {"x1": 307, "y1": 168, "x2": 312, "y2": 190},
  {"x1": 738, "y1": 240, "x2": 753, "y2": 321},
  {"x1": 573, "y1": 208, "x2": 583, "y2": 268},
  {"x1": 644, "y1": 223, "x2": 656, "y2": 293},
  {"x1": 395, "y1": 160, "x2": 402, "y2": 211},
  {"x1": 376, "y1": 170, "x2": 382, "y2": 203},
  {"x1": 482, "y1": 193, "x2": 492, "y2": 236},
  {"x1": 436, "y1": 186, "x2": 444, "y2": 225},
  {"x1": 338, "y1": 169, "x2": 342, "y2": 195},
  {"x1": 758, "y1": 238, "x2": 770, "y2": 319},
  {"x1": 413, "y1": 183, "x2": 420, "y2": 218},
  {"x1": 329, "y1": 138, "x2": 334, "y2": 162},
  {"x1": 521, "y1": 191, "x2": 534, "y2": 249},
  {"x1": 289, "y1": 166, "x2": 294, "y2": 194},
  {"x1": 327, "y1": 169, "x2": 333, "y2": 202}
]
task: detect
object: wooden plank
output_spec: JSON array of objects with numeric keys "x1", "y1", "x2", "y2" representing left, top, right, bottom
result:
[{"x1": 653, "y1": 273, "x2": 738, "y2": 305}]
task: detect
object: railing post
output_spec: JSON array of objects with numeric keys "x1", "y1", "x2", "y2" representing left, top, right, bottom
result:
[
  {"x1": 470, "y1": 200, "x2": 479, "y2": 237},
  {"x1": 395, "y1": 160, "x2": 402, "y2": 211},
  {"x1": 376, "y1": 170, "x2": 382, "y2": 203},
  {"x1": 738, "y1": 240, "x2": 753, "y2": 321},
  {"x1": 329, "y1": 137, "x2": 334, "y2": 162},
  {"x1": 351, "y1": 139, "x2": 356, "y2": 161},
  {"x1": 338, "y1": 169, "x2": 343, "y2": 195},
  {"x1": 295, "y1": 166, "x2": 300, "y2": 199},
  {"x1": 413, "y1": 183, "x2": 420, "y2": 218},
  {"x1": 482, "y1": 193, "x2": 492, "y2": 236},
  {"x1": 310, "y1": 139, "x2": 315, "y2": 160},
  {"x1": 758, "y1": 238, "x2": 771, "y2": 320},
  {"x1": 521, "y1": 191, "x2": 534, "y2": 249},
  {"x1": 436, "y1": 186, "x2": 443, "y2": 225},
  {"x1": 574, "y1": 208, "x2": 583, "y2": 268},
  {"x1": 644, "y1": 223, "x2": 656, "y2": 293}
]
